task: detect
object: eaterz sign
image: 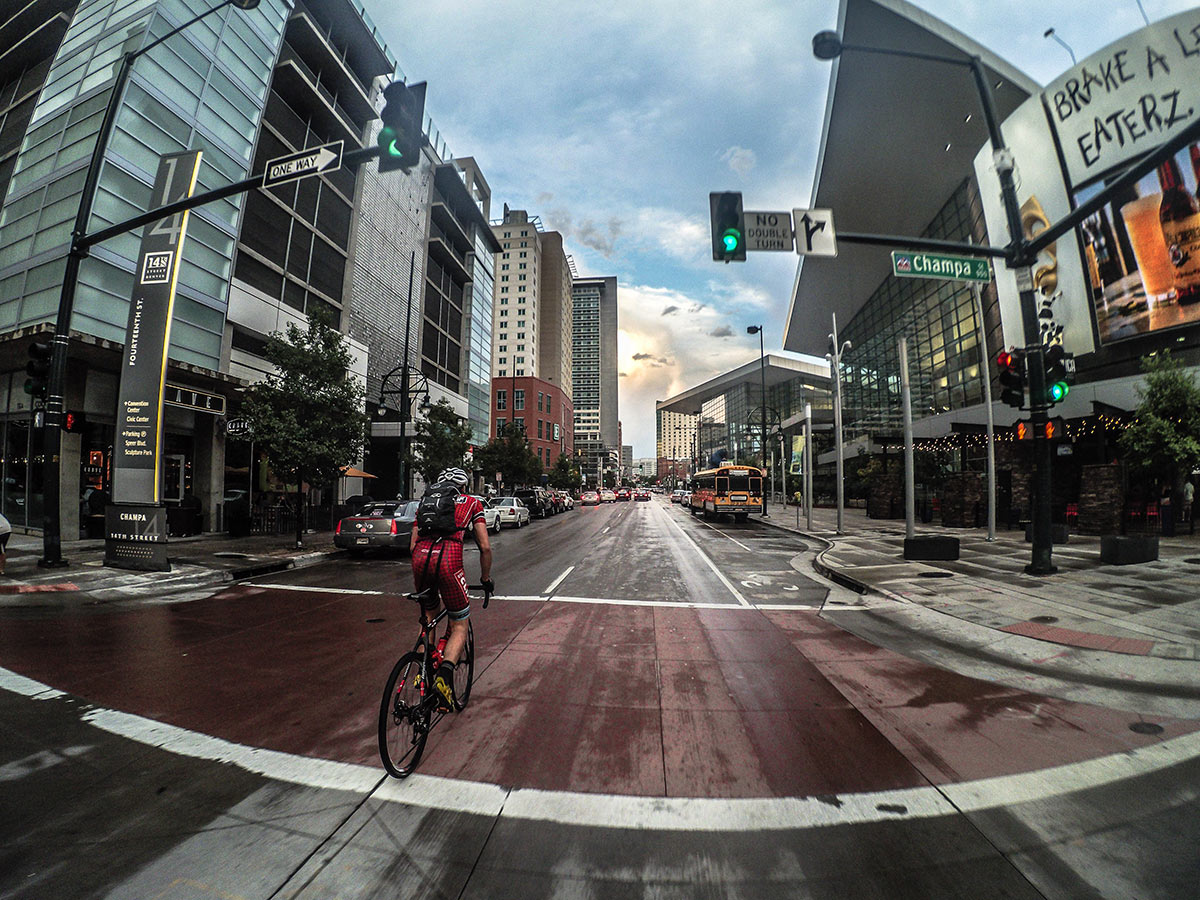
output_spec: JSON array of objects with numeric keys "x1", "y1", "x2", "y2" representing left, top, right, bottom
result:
[
  {"x1": 107, "y1": 150, "x2": 202, "y2": 571},
  {"x1": 1045, "y1": 10, "x2": 1200, "y2": 184}
]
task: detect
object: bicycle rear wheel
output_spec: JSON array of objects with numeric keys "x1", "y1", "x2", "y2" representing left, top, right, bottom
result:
[
  {"x1": 379, "y1": 651, "x2": 430, "y2": 778},
  {"x1": 454, "y1": 621, "x2": 475, "y2": 709}
]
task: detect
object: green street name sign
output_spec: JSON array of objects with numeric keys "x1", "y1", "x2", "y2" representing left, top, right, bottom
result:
[{"x1": 891, "y1": 251, "x2": 991, "y2": 283}]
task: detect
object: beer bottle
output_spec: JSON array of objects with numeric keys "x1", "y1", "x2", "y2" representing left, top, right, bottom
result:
[
  {"x1": 1158, "y1": 155, "x2": 1200, "y2": 303},
  {"x1": 1191, "y1": 143, "x2": 1200, "y2": 198}
]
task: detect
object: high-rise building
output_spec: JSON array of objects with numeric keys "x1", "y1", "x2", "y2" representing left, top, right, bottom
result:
[
  {"x1": 0, "y1": 0, "x2": 493, "y2": 530},
  {"x1": 488, "y1": 206, "x2": 574, "y2": 475},
  {"x1": 656, "y1": 408, "x2": 697, "y2": 480},
  {"x1": 571, "y1": 275, "x2": 618, "y2": 479}
]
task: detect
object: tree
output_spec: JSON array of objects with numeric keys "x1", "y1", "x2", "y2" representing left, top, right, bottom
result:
[
  {"x1": 1119, "y1": 352, "x2": 1200, "y2": 498},
  {"x1": 240, "y1": 310, "x2": 368, "y2": 548},
  {"x1": 408, "y1": 398, "x2": 473, "y2": 488},
  {"x1": 474, "y1": 423, "x2": 539, "y2": 490},
  {"x1": 548, "y1": 453, "x2": 581, "y2": 491}
]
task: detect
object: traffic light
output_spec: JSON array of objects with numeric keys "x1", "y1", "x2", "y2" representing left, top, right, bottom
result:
[
  {"x1": 63, "y1": 411, "x2": 87, "y2": 433},
  {"x1": 996, "y1": 348, "x2": 1025, "y2": 408},
  {"x1": 24, "y1": 341, "x2": 51, "y2": 400},
  {"x1": 1043, "y1": 343, "x2": 1073, "y2": 406},
  {"x1": 1013, "y1": 417, "x2": 1066, "y2": 440},
  {"x1": 709, "y1": 191, "x2": 746, "y2": 262},
  {"x1": 377, "y1": 80, "x2": 426, "y2": 173}
]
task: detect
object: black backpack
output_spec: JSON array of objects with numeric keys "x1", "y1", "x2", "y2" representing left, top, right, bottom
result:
[{"x1": 417, "y1": 482, "x2": 460, "y2": 536}]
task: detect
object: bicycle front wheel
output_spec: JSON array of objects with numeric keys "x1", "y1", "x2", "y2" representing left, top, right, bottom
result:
[
  {"x1": 379, "y1": 651, "x2": 430, "y2": 778},
  {"x1": 454, "y1": 621, "x2": 475, "y2": 709}
]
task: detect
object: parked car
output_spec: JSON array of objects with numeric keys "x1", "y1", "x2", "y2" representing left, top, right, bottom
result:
[
  {"x1": 600, "y1": 489, "x2": 617, "y2": 503},
  {"x1": 670, "y1": 489, "x2": 687, "y2": 503},
  {"x1": 335, "y1": 500, "x2": 419, "y2": 554},
  {"x1": 547, "y1": 490, "x2": 566, "y2": 515},
  {"x1": 581, "y1": 491, "x2": 600, "y2": 506},
  {"x1": 472, "y1": 495, "x2": 502, "y2": 533},
  {"x1": 511, "y1": 487, "x2": 553, "y2": 518},
  {"x1": 634, "y1": 489, "x2": 651, "y2": 501},
  {"x1": 615, "y1": 487, "x2": 631, "y2": 501},
  {"x1": 492, "y1": 496, "x2": 531, "y2": 528},
  {"x1": 680, "y1": 491, "x2": 692, "y2": 508}
]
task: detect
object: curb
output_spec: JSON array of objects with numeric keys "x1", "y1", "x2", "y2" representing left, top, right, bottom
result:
[{"x1": 746, "y1": 515, "x2": 873, "y2": 595}]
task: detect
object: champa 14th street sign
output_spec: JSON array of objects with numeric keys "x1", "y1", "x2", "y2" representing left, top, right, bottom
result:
[{"x1": 891, "y1": 250, "x2": 991, "y2": 283}]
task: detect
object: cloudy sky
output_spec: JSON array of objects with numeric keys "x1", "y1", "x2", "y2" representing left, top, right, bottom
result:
[{"x1": 361, "y1": 0, "x2": 1197, "y2": 458}]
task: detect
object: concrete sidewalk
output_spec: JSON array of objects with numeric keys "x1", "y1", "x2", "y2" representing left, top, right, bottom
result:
[
  {"x1": 1, "y1": 529, "x2": 340, "y2": 599},
  {"x1": 757, "y1": 504, "x2": 1200, "y2": 662}
]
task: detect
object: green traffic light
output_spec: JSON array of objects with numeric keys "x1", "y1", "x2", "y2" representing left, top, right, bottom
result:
[
  {"x1": 379, "y1": 126, "x2": 403, "y2": 157},
  {"x1": 1049, "y1": 381, "x2": 1069, "y2": 403},
  {"x1": 722, "y1": 228, "x2": 742, "y2": 253}
]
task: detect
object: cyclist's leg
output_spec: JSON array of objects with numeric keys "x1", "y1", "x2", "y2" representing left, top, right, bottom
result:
[
  {"x1": 436, "y1": 542, "x2": 471, "y2": 664},
  {"x1": 411, "y1": 540, "x2": 444, "y2": 626}
]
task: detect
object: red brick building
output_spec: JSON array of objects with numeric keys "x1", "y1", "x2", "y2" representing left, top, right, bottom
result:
[{"x1": 491, "y1": 376, "x2": 574, "y2": 472}]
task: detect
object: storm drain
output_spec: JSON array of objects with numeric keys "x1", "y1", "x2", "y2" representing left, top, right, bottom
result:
[
  {"x1": 917, "y1": 571, "x2": 955, "y2": 578},
  {"x1": 1130, "y1": 722, "x2": 1164, "y2": 735},
  {"x1": 1030, "y1": 615, "x2": 1059, "y2": 624},
  {"x1": 366, "y1": 618, "x2": 385, "y2": 624},
  {"x1": 214, "y1": 552, "x2": 252, "y2": 559}
]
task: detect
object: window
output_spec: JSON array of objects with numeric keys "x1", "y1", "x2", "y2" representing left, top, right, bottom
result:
[
  {"x1": 547, "y1": 396, "x2": 553, "y2": 414},
  {"x1": 496, "y1": 390, "x2": 506, "y2": 410},
  {"x1": 514, "y1": 390, "x2": 525, "y2": 410},
  {"x1": 537, "y1": 420, "x2": 543, "y2": 438},
  {"x1": 496, "y1": 417, "x2": 506, "y2": 434},
  {"x1": 538, "y1": 392, "x2": 544, "y2": 411}
]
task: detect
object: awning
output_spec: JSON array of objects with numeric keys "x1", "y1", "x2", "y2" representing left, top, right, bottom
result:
[{"x1": 340, "y1": 466, "x2": 377, "y2": 479}]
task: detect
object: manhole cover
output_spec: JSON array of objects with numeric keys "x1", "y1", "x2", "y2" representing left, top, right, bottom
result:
[
  {"x1": 917, "y1": 572, "x2": 955, "y2": 578},
  {"x1": 366, "y1": 618, "x2": 385, "y2": 624},
  {"x1": 214, "y1": 552, "x2": 252, "y2": 559},
  {"x1": 1030, "y1": 615, "x2": 1058, "y2": 624},
  {"x1": 1130, "y1": 722, "x2": 1164, "y2": 735}
]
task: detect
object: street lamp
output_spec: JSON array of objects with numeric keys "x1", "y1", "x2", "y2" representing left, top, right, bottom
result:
[
  {"x1": 746, "y1": 325, "x2": 769, "y2": 517},
  {"x1": 811, "y1": 29, "x2": 1057, "y2": 574},
  {"x1": 38, "y1": 0, "x2": 261, "y2": 568},
  {"x1": 825, "y1": 314, "x2": 851, "y2": 535},
  {"x1": 378, "y1": 363, "x2": 431, "y2": 499}
]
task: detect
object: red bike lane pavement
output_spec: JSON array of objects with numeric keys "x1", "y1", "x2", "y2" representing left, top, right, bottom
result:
[{"x1": 0, "y1": 581, "x2": 1192, "y2": 798}]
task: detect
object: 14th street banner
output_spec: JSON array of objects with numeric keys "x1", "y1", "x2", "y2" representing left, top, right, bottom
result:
[{"x1": 106, "y1": 150, "x2": 202, "y2": 571}]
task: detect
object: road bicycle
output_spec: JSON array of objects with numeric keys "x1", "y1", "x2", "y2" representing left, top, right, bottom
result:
[{"x1": 378, "y1": 583, "x2": 492, "y2": 778}]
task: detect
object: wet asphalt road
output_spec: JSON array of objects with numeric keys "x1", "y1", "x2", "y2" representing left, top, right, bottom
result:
[{"x1": 2, "y1": 498, "x2": 1199, "y2": 898}]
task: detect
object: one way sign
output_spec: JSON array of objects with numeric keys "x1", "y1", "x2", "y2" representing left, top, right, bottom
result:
[
  {"x1": 791, "y1": 208, "x2": 837, "y2": 257},
  {"x1": 262, "y1": 141, "x2": 344, "y2": 189}
]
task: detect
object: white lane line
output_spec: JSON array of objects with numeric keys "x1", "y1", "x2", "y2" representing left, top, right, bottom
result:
[
  {"x1": 698, "y1": 519, "x2": 754, "y2": 551},
  {"x1": 602, "y1": 526, "x2": 611, "y2": 534},
  {"x1": 661, "y1": 508, "x2": 751, "y2": 607},
  {"x1": 544, "y1": 566, "x2": 575, "y2": 595},
  {"x1": 248, "y1": 583, "x2": 385, "y2": 595},
  {"x1": 551, "y1": 595, "x2": 742, "y2": 610},
  {"x1": 7, "y1": 665, "x2": 1200, "y2": 833},
  {"x1": 754, "y1": 604, "x2": 824, "y2": 611}
]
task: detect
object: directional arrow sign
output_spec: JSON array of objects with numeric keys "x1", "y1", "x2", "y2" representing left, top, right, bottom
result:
[
  {"x1": 792, "y1": 208, "x2": 837, "y2": 257},
  {"x1": 262, "y1": 141, "x2": 344, "y2": 189}
]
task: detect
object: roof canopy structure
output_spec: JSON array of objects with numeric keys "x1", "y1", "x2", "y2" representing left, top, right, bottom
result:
[
  {"x1": 656, "y1": 353, "x2": 832, "y2": 417},
  {"x1": 782, "y1": 0, "x2": 1039, "y2": 356}
]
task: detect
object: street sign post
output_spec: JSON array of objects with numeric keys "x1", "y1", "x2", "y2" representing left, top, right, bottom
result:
[
  {"x1": 743, "y1": 211, "x2": 794, "y2": 251},
  {"x1": 891, "y1": 250, "x2": 990, "y2": 282},
  {"x1": 791, "y1": 208, "x2": 837, "y2": 256},
  {"x1": 262, "y1": 141, "x2": 344, "y2": 189}
]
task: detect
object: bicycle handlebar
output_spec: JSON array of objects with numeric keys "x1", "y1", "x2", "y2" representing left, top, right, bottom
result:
[{"x1": 469, "y1": 585, "x2": 494, "y2": 608}]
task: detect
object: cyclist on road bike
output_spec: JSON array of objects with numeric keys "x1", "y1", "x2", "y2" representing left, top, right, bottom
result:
[{"x1": 410, "y1": 467, "x2": 493, "y2": 712}]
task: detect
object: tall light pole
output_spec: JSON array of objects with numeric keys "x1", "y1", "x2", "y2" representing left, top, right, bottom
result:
[
  {"x1": 38, "y1": 0, "x2": 260, "y2": 567},
  {"x1": 812, "y1": 30, "x2": 1056, "y2": 573},
  {"x1": 826, "y1": 313, "x2": 851, "y2": 535},
  {"x1": 378, "y1": 365, "x2": 430, "y2": 499},
  {"x1": 746, "y1": 325, "x2": 769, "y2": 517}
]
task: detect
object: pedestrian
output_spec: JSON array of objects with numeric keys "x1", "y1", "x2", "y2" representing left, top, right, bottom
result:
[
  {"x1": 0, "y1": 511, "x2": 10, "y2": 576},
  {"x1": 1183, "y1": 477, "x2": 1194, "y2": 527},
  {"x1": 1160, "y1": 483, "x2": 1173, "y2": 536}
]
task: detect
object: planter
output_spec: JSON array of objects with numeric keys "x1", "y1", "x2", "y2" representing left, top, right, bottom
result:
[{"x1": 1100, "y1": 534, "x2": 1158, "y2": 565}]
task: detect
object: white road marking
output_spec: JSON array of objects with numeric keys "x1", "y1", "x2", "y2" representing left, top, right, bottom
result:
[
  {"x1": 602, "y1": 526, "x2": 611, "y2": 534},
  {"x1": 249, "y1": 583, "x2": 385, "y2": 595},
  {"x1": 6, "y1": 664, "x2": 1200, "y2": 833},
  {"x1": 698, "y1": 519, "x2": 754, "y2": 551},
  {"x1": 661, "y1": 508, "x2": 751, "y2": 607},
  {"x1": 544, "y1": 566, "x2": 575, "y2": 595},
  {"x1": 551, "y1": 595, "x2": 742, "y2": 610}
]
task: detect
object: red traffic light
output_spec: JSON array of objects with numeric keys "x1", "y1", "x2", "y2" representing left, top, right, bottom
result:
[{"x1": 996, "y1": 350, "x2": 1014, "y2": 369}]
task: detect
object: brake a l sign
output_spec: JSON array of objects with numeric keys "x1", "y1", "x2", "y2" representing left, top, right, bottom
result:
[{"x1": 743, "y1": 210, "x2": 795, "y2": 251}]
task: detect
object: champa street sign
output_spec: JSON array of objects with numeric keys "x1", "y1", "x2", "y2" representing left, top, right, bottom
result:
[{"x1": 891, "y1": 250, "x2": 991, "y2": 283}]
